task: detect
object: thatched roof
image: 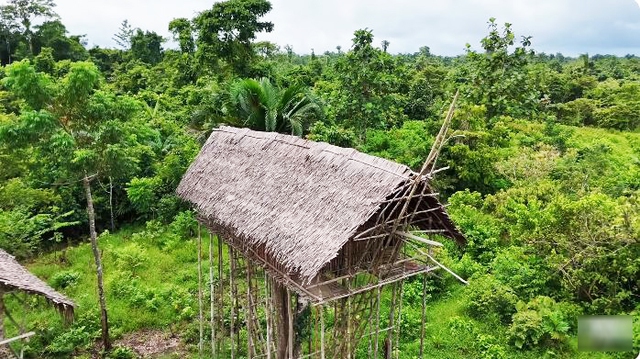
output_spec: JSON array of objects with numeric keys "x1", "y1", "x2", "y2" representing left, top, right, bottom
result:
[
  {"x1": 0, "y1": 249, "x2": 74, "y2": 321},
  {"x1": 177, "y1": 126, "x2": 464, "y2": 283}
]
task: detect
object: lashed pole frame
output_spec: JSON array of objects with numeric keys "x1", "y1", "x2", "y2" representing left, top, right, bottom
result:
[{"x1": 199, "y1": 92, "x2": 461, "y2": 358}]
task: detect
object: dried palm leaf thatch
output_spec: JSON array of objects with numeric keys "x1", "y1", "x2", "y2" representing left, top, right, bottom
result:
[
  {"x1": 0, "y1": 249, "x2": 75, "y2": 322},
  {"x1": 177, "y1": 126, "x2": 464, "y2": 284}
]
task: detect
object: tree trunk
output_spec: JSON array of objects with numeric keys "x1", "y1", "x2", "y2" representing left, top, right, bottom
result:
[
  {"x1": 108, "y1": 177, "x2": 115, "y2": 231},
  {"x1": 83, "y1": 176, "x2": 110, "y2": 352}
]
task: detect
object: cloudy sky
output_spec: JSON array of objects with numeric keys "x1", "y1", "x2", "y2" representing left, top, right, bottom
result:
[{"x1": 51, "y1": 0, "x2": 640, "y2": 56}]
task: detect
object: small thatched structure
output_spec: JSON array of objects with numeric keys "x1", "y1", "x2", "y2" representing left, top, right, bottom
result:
[
  {"x1": 1, "y1": 248, "x2": 75, "y2": 357},
  {"x1": 0, "y1": 249, "x2": 75, "y2": 321},
  {"x1": 178, "y1": 126, "x2": 463, "y2": 293},
  {"x1": 178, "y1": 108, "x2": 466, "y2": 358}
]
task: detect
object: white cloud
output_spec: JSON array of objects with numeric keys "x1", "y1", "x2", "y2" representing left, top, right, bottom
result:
[{"x1": 48, "y1": 0, "x2": 640, "y2": 56}]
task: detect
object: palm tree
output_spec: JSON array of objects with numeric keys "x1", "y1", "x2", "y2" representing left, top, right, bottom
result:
[{"x1": 229, "y1": 77, "x2": 322, "y2": 136}]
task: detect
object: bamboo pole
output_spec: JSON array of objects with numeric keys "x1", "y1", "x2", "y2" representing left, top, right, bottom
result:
[
  {"x1": 320, "y1": 306, "x2": 325, "y2": 359},
  {"x1": 197, "y1": 224, "x2": 203, "y2": 357},
  {"x1": 246, "y1": 261, "x2": 255, "y2": 358},
  {"x1": 287, "y1": 288, "x2": 294, "y2": 359},
  {"x1": 209, "y1": 233, "x2": 215, "y2": 358},
  {"x1": 265, "y1": 273, "x2": 272, "y2": 359},
  {"x1": 420, "y1": 275, "x2": 427, "y2": 358},
  {"x1": 395, "y1": 280, "x2": 404, "y2": 359},
  {"x1": 218, "y1": 235, "x2": 224, "y2": 357},
  {"x1": 374, "y1": 287, "x2": 381, "y2": 359},
  {"x1": 0, "y1": 286, "x2": 4, "y2": 341},
  {"x1": 229, "y1": 246, "x2": 236, "y2": 359}
]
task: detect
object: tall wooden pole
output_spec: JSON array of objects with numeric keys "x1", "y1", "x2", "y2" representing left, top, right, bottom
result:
[
  {"x1": 229, "y1": 246, "x2": 236, "y2": 359},
  {"x1": 197, "y1": 224, "x2": 203, "y2": 357},
  {"x1": 420, "y1": 275, "x2": 427, "y2": 358},
  {"x1": 287, "y1": 289, "x2": 293, "y2": 359},
  {"x1": 218, "y1": 236, "x2": 224, "y2": 357},
  {"x1": 209, "y1": 233, "x2": 215, "y2": 357},
  {"x1": 0, "y1": 286, "x2": 5, "y2": 341},
  {"x1": 319, "y1": 306, "x2": 325, "y2": 359}
]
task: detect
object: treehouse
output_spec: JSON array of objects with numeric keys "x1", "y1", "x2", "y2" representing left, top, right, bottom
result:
[
  {"x1": 177, "y1": 105, "x2": 465, "y2": 359},
  {"x1": 0, "y1": 249, "x2": 75, "y2": 359}
]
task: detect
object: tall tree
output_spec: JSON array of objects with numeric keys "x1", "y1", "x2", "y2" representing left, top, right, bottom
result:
[
  {"x1": 0, "y1": 0, "x2": 58, "y2": 56},
  {"x1": 112, "y1": 19, "x2": 134, "y2": 49},
  {"x1": 456, "y1": 18, "x2": 537, "y2": 121},
  {"x1": 130, "y1": 29, "x2": 164, "y2": 65},
  {"x1": 193, "y1": 0, "x2": 273, "y2": 76},
  {"x1": 168, "y1": 18, "x2": 194, "y2": 54},
  {"x1": 0, "y1": 60, "x2": 155, "y2": 352}
]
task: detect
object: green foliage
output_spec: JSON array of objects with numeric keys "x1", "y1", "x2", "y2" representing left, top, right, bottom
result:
[
  {"x1": 107, "y1": 346, "x2": 139, "y2": 359},
  {"x1": 111, "y1": 241, "x2": 149, "y2": 276},
  {"x1": 508, "y1": 296, "x2": 571, "y2": 349},
  {"x1": 194, "y1": 0, "x2": 273, "y2": 76},
  {"x1": 465, "y1": 274, "x2": 518, "y2": 323},
  {"x1": 49, "y1": 270, "x2": 81, "y2": 289},
  {"x1": 1, "y1": 5, "x2": 639, "y2": 358},
  {"x1": 229, "y1": 77, "x2": 322, "y2": 135}
]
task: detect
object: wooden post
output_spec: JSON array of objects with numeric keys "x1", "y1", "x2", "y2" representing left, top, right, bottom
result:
[
  {"x1": 420, "y1": 275, "x2": 427, "y2": 358},
  {"x1": 209, "y1": 233, "x2": 215, "y2": 358},
  {"x1": 273, "y1": 281, "x2": 289, "y2": 359},
  {"x1": 229, "y1": 246, "x2": 236, "y2": 359},
  {"x1": 287, "y1": 289, "x2": 294, "y2": 359},
  {"x1": 395, "y1": 280, "x2": 404, "y2": 359},
  {"x1": 265, "y1": 273, "x2": 272, "y2": 359},
  {"x1": 319, "y1": 306, "x2": 325, "y2": 359},
  {"x1": 374, "y1": 287, "x2": 381, "y2": 359},
  {"x1": 218, "y1": 235, "x2": 224, "y2": 357},
  {"x1": 385, "y1": 284, "x2": 398, "y2": 359},
  {"x1": 0, "y1": 286, "x2": 4, "y2": 341},
  {"x1": 197, "y1": 224, "x2": 203, "y2": 357},
  {"x1": 246, "y1": 261, "x2": 255, "y2": 358}
]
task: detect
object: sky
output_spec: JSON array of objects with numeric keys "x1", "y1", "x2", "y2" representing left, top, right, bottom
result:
[{"x1": 49, "y1": 0, "x2": 640, "y2": 56}]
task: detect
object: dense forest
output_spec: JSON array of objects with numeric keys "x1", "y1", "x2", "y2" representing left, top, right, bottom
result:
[{"x1": 0, "y1": 0, "x2": 638, "y2": 358}]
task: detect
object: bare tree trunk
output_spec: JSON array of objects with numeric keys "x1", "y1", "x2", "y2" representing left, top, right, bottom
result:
[{"x1": 83, "y1": 176, "x2": 110, "y2": 353}]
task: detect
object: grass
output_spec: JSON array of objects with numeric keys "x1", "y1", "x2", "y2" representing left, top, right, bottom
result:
[{"x1": 3, "y1": 219, "x2": 637, "y2": 358}]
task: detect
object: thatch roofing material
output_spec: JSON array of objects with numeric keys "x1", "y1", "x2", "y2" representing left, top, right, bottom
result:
[
  {"x1": 177, "y1": 126, "x2": 463, "y2": 283},
  {"x1": 0, "y1": 249, "x2": 74, "y2": 320}
]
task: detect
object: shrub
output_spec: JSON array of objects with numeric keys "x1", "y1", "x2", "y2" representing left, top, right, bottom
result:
[
  {"x1": 50, "y1": 270, "x2": 81, "y2": 289},
  {"x1": 170, "y1": 210, "x2": 197, "y2": 239},
  {"x1": 465, "y1": 274, "x2": 518, "y2": 323},
  {"x1": 507, "y1": 296, "x2": 570, "y2": 349},
  {"x1": 108, "y1": 346, "x2": 139, "y2": 359},
  {"x1": 111, "y1": 242, "x2": 148, "y2": 276}
]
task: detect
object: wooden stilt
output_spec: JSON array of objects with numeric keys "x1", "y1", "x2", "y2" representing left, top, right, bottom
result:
[
  {"x1": 265, "y1": 273, "x2": 272, "y2": 359},
  {"x1": 209, "y1": 233, "x2": 215, "y2": 357},
  {"x1": 374, "y1": 287, "x2": 381, "y2": 359},
  {"x1": 287, "y1": 288, "x2": 294, "y2": 359},
  {"x1": 420, "y1": 275, "x2": 427, "y2": 358},
  {"x1": 197, "y1": 224, "x2": 203, "y2": 357},
  {"x1": 218, "y1": 235, "x2": 224, "y2": 357},
  {"x1": 320, "y1": 306, "x2": 325, "y2": 359},
  {"x1": 385, "y1": 284, "x2": 398, "y2": 359},
  {"x1": 229, "y1": 246, "x2": 236, "y2": 359},
  {"x1": 246, "y1": 261, "x2": 255, "y2": 358},
  {"x1": 395, "y1": 280, "x2": 404, "y2": 359},
  {"x1": 0, "y1": 286, "x2": 4, "y2": 341}
]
